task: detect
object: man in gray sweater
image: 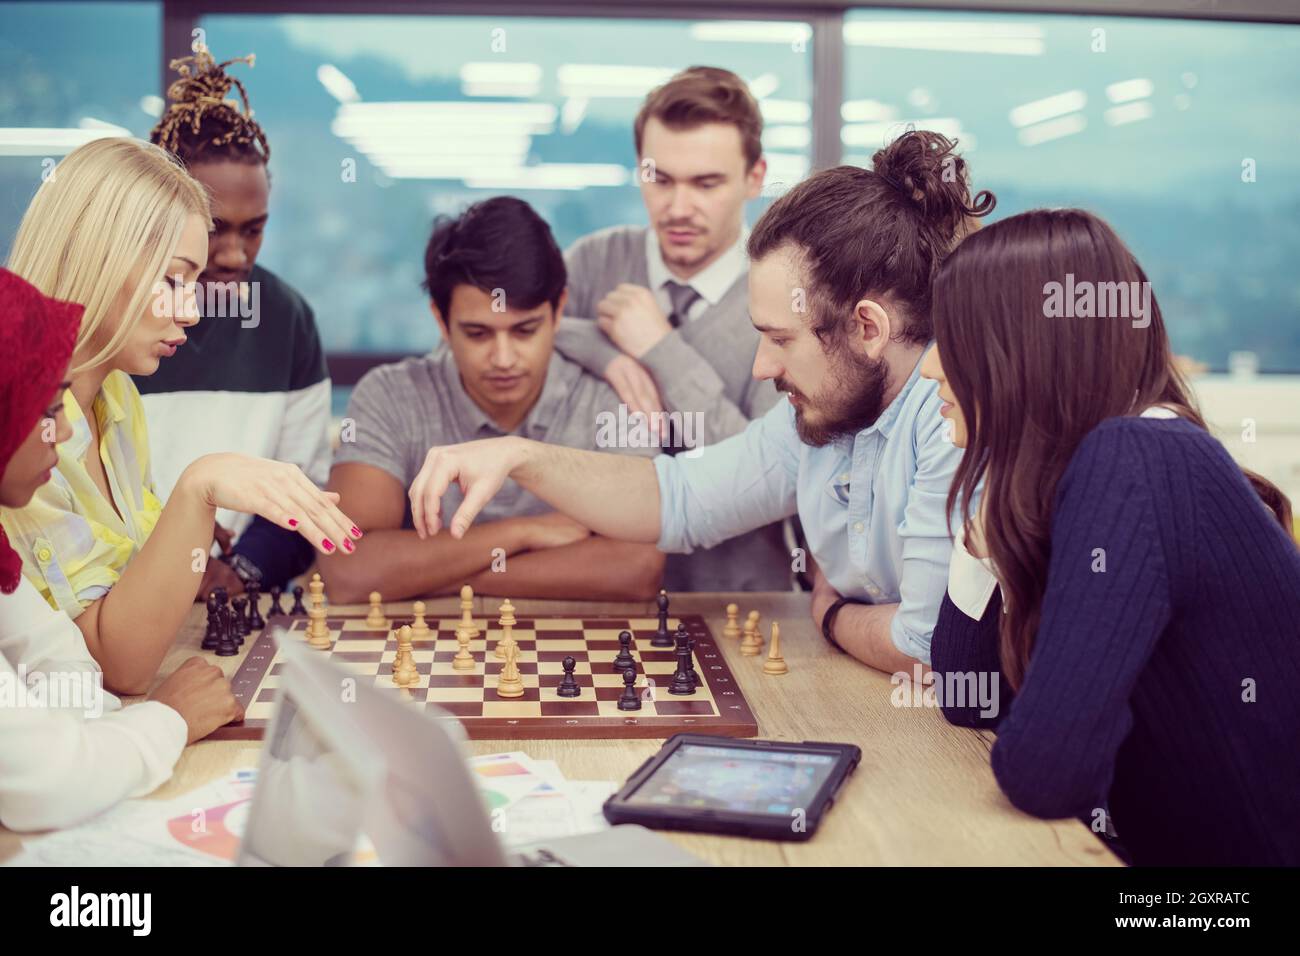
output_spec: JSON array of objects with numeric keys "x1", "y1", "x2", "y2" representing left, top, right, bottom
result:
[{"x1": 555, "y1": 66, "x2": 792, "y2": 593}]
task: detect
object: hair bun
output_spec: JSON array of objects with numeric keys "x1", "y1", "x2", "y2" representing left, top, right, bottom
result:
[{"x1": 872, "y1": 129, "x2": 995, "y2": 246}]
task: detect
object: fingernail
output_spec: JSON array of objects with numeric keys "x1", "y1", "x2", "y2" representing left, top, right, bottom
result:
[
  {"x1": 343, "y1": 539, "x2": 354, "y2": 553},
  {"x1": 288, "y1": 518, "x2": 298, "y2": 528},
  {"x1": 351, "y1": 526, "x2": 363, "y2": 538},
  {"x1": 322, "y1": 538, "x2": 335, "y2": 552}
]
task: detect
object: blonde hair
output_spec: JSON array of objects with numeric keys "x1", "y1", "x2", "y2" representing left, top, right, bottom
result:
[{"x1": 6, "y1": 137, "x2": 211, "y2": 374}]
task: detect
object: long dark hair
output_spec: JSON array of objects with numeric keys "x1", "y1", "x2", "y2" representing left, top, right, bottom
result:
[{"x1": 932, "y1": 208, "x2": 1292, "y2": 688}]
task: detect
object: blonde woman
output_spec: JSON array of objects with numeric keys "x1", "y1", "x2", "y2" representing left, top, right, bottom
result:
[{"x1": 2, "y1": 138, "x2": 360, "y2": 694}]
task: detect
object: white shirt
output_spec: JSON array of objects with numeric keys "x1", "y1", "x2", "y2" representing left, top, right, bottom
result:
[
  {"x1": 947, "y1": 406, "x2": 1182, "y2": 620},
  {"x1": 644, "y1": 228, "x2": 749, "y2": 323},
  {"x1": 0, "y1": 575, "x2": 186, "y2": 832}
]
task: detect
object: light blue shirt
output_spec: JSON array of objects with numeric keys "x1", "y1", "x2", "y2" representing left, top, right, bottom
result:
[{"x1": 654, "y1": 356, "x2": 962, "y2": 663}]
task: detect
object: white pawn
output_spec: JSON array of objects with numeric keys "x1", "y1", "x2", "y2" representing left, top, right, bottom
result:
[
  {"x1": 366, "y1": 591, "x2": 386, "y2": 628},
  {"x1": 411, "y1": 600, "x2": 429, "y2": 640}
]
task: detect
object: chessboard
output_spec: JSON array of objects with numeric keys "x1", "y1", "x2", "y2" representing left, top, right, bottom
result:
[{"x1": 211, "y1": 604, "x2": 759, "y2": 741}]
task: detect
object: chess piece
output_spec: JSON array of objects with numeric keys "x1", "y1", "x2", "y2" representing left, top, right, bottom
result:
[
  {"x1": 453, "y1": 610, "x2": 475, "y2": 671},
  {"x1": 494, "y1": 598, "x2": 517, "y2": 660},
  {"x1": 459, "y1": 584, "x2": 479, "y2": 639},
  {"x1": 612, "y1": 630, "x2": 636, "y2": 673},
  {"x1": 231, "y1": 596, "x2": 250, "y2": 641},
  {"x1": 247, "y1": 581, "x2": 264, "y2": 630},
  {"x1": 651, "y1": 589, "x2": 673, "y2": 647},
  {"x1": 307, "y1": 574, "x2": 330, "y2": 649},
  {"x1": 669, "y1": 629, "x2": 695, "y2": 696},
  {"x1": 496, "y1": 640, "x2": 524, "y2": 699},
  {"x1": 740, "y1": 610, "x2": 762, "y2": 656},
  {"x1": 366, "y1": 591, "x2": 386, "y2": 628},
  {"x1": 556, "y1": 656, "x2": 581, "y2": 698},
  {"x1": 268, "y1": 585, "x2": 285, "y2": 617},
  {"x1": 686, "y1": 633, "x2": 701, "y2": 689},
  {"x1": 618, "y1": 668, "x2": 642, "y2": 711},
  {"x1": 202, "y1": 595, "x2": 220, "y2": 651},
  {"x1": 290, "y1": 585, "x2": 306, "y2": 616},
  {"x1": 722, "y1": 603, "x2": 741, "y2": 640},
  {"x1": 214, "y1": 605, "x2": 239, "y2": 657},
  {"x1": 763, "y1": 621, "x2": 788, "y2": 675},
  {"x1": 393, "y1": 625, "x2": 418, "y2": 687},
  {"x1": 411, "y1": 601, "x2": 429, "y2": 640}
]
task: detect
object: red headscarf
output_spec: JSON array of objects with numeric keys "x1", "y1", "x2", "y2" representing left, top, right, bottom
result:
[{"x1": 0, "y1": 268, "x2": 83, "y2": 593}]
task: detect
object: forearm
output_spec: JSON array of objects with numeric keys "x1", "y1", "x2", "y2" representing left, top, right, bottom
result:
[
  {"x1": 640, "y1": 334, "x2": 751, "y2": 441},
  {"x1": 832, "y1": 602, "x2": 925, "y2": 676},
  {"x1": 511, "y1": 441, "x2": 662, "y2": 543},
  {"x1": 464, "y1": 536, "x2": 665, "y2": 601},
  {"x1": 554, "y1": 317, "x2": 621, "y2": 377},
  {"x1": 78, "y1": 473, "x2": 217, "y2": 694},
  {"x1": 317, "y1": 519, "x2": 532, "y2": 603}
]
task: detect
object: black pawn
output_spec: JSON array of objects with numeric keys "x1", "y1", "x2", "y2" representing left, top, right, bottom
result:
[
  {"x1": 618, "y1": 668, "x2": 642, "y2": 711},
  {"x1": 556, "y1": 655, "x2": 581, "y2": 698},
  {"x1": 612, "y1": 630, "x2": 636, "y2": 673},
  {"x1": 247, "y1": 581, "x2": 265, "y2": 630},
  {"x1": 202, "y1": 596, "x2": 220, "y2": 651},
  {"x1": 669, "y1": 628, "x2": 695, "y2": 696},
  {"x1": 231, "y1": 596, "x2": 250, "y2": 640},
  {"x1": 651, "y1": 589, "x2": 673, "y2": 647},
  {"x1": 290, "y1": 585, "x2": 306, "y2": 615},
  {"x1": 214, "y1": 606, "x2": 239, "y2": 657},
  {"x1": 268, "y1": 585, "x2": 285, "y2": 617}
]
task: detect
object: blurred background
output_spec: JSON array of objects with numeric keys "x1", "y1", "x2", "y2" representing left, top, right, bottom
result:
[{"x1": 2, "y1": 0, "x2": 1297, "y2": 500}]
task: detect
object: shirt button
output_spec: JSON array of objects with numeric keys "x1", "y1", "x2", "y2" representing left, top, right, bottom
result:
[
  {"x1": 838, "y1": 473, "x2": 850, "y2": 484},
  {"x1": 853, "y1": 522, "x2": 864, "y2": 534},
  {"x1": 37, "y1": 547, "x2": 53, "y2": 563}
]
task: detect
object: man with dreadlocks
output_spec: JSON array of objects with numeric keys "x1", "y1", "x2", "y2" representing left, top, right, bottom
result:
[{"x1": 136, "y1": 48, "x2": 331, "y2": 600}]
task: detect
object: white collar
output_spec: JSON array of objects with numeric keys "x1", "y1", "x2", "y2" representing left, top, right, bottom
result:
[
  {"x1": 644, "y1": 226, "x2": 748, "y2": 306},
  {"x1": 947, "y1": 405, "x2": 1183, "y2": 621}
]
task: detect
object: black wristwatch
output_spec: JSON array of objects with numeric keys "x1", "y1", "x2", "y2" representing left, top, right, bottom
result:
[
  {"x1": 821, "y1": 596, "x2": 861, "y2": 654},
  {"x1": 222, "y1": 552, "x2": 264, "y2": 587}
]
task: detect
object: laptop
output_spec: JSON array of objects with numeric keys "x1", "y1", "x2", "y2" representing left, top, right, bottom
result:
[{"x1": 236, "y1": 631, "x2": 706, "y2": 867}]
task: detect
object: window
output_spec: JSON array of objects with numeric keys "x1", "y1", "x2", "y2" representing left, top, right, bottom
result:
[
  {"x1": 843, "y1": 8, "x2": 1300, "y2": 372},
  {"x1": 0, "y1": 2, "x2": 161, "y2": 257},
  {"x1": 195, "y1": 13, "x2": 813, "y2": 355}
]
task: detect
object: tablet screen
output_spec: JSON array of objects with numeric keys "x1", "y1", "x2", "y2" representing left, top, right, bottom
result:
[{"x1": 623, "y1": 742, "x2": 840, "y2": 816}]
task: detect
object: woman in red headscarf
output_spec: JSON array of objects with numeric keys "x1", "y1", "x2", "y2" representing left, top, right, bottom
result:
[{"x1": 0, "y1": 268, "x2": 241, "y2": 832}]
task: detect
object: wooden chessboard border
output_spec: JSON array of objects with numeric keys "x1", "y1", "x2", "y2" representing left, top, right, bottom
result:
[{"x1": 212, "y1": 610, "x2": 759, "y2": 741}]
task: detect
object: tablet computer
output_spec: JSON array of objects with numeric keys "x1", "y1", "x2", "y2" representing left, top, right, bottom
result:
[{"x1": 602, "y1": 734, "x2": 861, "y2": 841}]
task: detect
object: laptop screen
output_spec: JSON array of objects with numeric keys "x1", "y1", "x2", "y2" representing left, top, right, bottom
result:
[{"x1": 237, "y1": 691, "x2": 375, "y2": 866}]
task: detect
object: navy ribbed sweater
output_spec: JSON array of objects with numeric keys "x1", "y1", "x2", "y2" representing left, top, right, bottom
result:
[{"x1": 931, "y1": 416, "x2": 1300, "y2": 866}]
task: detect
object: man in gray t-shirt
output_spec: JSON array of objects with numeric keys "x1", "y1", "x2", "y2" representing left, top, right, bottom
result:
[{"x1": 318, "y1": 197, "x2": 664, "y2": 603}]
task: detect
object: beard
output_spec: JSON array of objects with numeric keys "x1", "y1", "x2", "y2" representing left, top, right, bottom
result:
[{"x1": 780, "y1": 347, "x2": 889, "y2": 447}]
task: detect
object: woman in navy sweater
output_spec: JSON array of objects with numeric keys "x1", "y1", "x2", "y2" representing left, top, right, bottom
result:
[{"x1": 919, "y1": 208, "x2": 1300, "y2": 866}]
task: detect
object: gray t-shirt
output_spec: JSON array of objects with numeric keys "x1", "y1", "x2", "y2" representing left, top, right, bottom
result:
[{"x1": 335, "y1": 345, "x2": 655, "y2": 527}]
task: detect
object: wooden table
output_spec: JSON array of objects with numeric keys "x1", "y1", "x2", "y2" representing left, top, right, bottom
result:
[{"x1": 1, "y1": 591, "x2": 1119, "y2": 867}]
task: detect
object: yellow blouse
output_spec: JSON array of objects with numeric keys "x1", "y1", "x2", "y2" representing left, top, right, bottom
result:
[{"x1": 1, "y1": 371, "x2": 163, "y2": 617}]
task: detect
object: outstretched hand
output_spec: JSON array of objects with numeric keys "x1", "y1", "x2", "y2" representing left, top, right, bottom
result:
[
  {"x1": 183, "y1": 453, "x2": 362, "y2": 557},
  {"x1": 408, "y1": 437, "x2": 526, "y2": 540}
]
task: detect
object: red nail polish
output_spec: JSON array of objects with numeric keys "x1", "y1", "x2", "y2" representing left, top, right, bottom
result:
[
  {"x1": 288, "y1": 518, "x2": 298, "y2": 528},
  {"x1": 351, "y1": 526, "x2": 362, "y2": 538},
  {"x1": 322, "y1": 538, "x2": 335, "y2": 552},
  {"x1": 343, "y1": 539, "x2": 354, "y2": 553}
]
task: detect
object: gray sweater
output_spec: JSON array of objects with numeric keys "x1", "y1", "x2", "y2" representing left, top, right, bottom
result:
[{"x1": 555, "y1": 225, "x2": 792, "y2": 592}]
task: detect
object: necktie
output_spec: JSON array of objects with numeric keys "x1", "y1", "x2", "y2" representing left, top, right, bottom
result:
[{"x1": 664, "y1": 281, "x2": 702, "y2": 328}]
